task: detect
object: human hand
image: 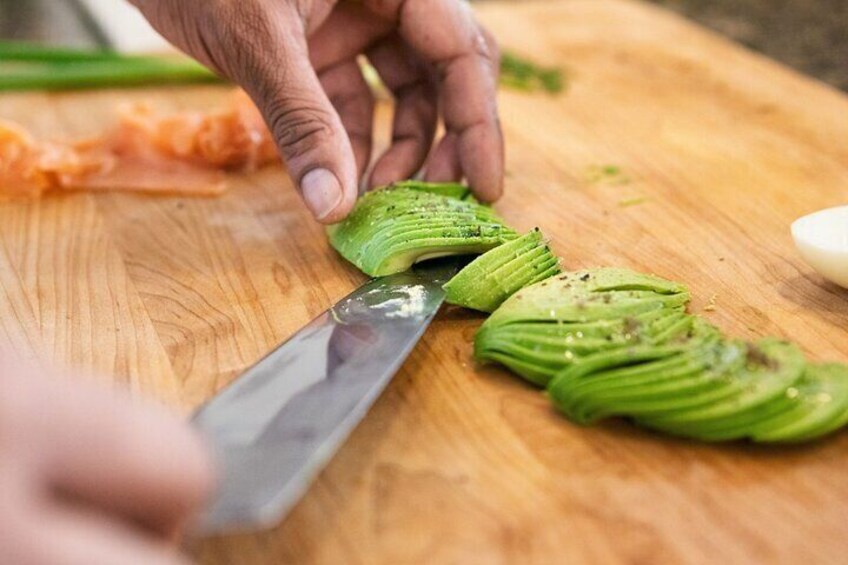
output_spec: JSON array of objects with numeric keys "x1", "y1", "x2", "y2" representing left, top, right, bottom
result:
[
  {"x1": 0, "y1": 365, "x2": 214, "y2": 564},
  {"x1": 130, "y1": 0, "x2": 503, "y2": 223}
]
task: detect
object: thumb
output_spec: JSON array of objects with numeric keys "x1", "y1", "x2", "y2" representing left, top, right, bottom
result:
[
  {"x1": 130, "y1": 0, "x2": 358, "y2": 223},
  {"x1": 250, "y1": 39, "x2": 359, "y2": 223}
]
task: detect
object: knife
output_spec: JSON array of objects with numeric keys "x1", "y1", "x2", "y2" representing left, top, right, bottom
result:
[{"x1": 190, "y1": 256, "x2": 464, "y2": 535}]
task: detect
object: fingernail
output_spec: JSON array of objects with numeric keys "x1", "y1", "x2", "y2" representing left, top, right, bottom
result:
[{"x1": 300, "y1": 168, "x2": 343, "y2": 221}]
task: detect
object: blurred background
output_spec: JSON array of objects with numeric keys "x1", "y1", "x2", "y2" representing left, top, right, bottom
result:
[
  {"x1": 0, "y1": 0, "x2": 846, "y2": 91},
  {"x1": 651, "y1": 0, "x2": 848, "y2": 91}
]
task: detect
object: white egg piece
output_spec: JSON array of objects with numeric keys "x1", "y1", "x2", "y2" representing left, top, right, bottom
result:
[{"x1": 791, "y1": 205, "x2": 848, "y2": 289}]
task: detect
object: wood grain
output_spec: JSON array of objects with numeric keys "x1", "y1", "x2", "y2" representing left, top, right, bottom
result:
[{"x1": 1, "y1": 0, "x2": 847, "y2": 562}]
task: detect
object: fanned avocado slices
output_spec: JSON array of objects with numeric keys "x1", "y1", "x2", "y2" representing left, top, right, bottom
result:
[
  {"x1": 479, "y1": 264, "x2": 848, "y2": 444},
  {"x1": 635, "y1": 339, "x2": 806, "y2": 441},
  {"x1": 327, "y1": 182, "x2": 517, "y2": 277},
  {"x1": 485, "y1": 268, "x2": 691, "y2": 327},
  {"x1": 324, "y1": 180, "x2": 848, "y2": 445},
  {"x1": 548, "y1": 333, "x2": 829, "y2": 443},
  {"x1": 749, "y1": 364, "x2": 848, "y2": 443},
  {"x1": 443, "y1": 228, "x2": 561, "y2": 313},
  {"x1": 548, "y1": 318, "x2": 726, "y2": 424},
  {"x1": 389, "y1": 180, "x2": 476, "y2": 201},
  {"x1": 474, "y1": 268, "x2": 692, "y2": 386}
]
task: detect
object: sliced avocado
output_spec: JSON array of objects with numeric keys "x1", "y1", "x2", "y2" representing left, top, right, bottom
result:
[
  {"x1": 475, "y1": 268, "x2": 693, "y2": 386},
  {"x1": 389, "y1": 180, "x2": 476, "y2": 201},
  {"x1": 485, "y1": 268, "x2": 690, "y2": 327},
  {"x1": 474, "y1": 316, "x2": 658, "y2": 385},
  {"x1": 637, "y1": 339, "x2": 806, "y2": 441},
  {"x1": 327, "y1": 183, "x2": 517, "y2": 276},
  {"x1": 549, "y1": 318, "x2": 717, "y2": 381},
  {"x1": 481, "y1": 350, "x2": 557, "y2": 387},
  {"x1": 475, "y1": 313, "x2": 688, "y2": 387},
  {"x1": 549, "y1": 331, "x2": 740, "y2": 424},
  {"x1": 547, "y1": 322, "x2": 848, "y2": 444},
  {"x1": 326, "y1": 183, "x2": 848, "y2": 445},
  {"x1": 498, "y1": 252, "x2": 560, "y2": 295},
  {"x1": 443, "y1": 228, "x2": 561, "y2": 312},
  {"x1": 748, "y1": 364, "x2": 848, "y2": 443}
]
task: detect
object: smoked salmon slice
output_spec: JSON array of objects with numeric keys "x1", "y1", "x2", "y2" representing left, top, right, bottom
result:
[{"x1": 0, "y1": 90, "x2": 278, "y2": 200}]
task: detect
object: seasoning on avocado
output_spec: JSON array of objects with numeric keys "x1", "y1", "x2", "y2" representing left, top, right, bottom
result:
[
  {"x1": 474, "y1": 268, "x2": 693, "y2": 386},
  {"x1": 327, "y1": 181, "x2": 517, "y2": 277},
  {"x1": 746, "y1": 343, "x2": 780, "y2": 370}
]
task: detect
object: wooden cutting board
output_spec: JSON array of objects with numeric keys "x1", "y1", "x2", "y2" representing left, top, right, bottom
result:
[{"x1": 1, "y1": 0, "x2": 847, "y2": 562}]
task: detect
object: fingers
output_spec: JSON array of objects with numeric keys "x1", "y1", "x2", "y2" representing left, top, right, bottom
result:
[
  {"x1": 366, "y1": 35, "x2": 438, "y2": 188},
  {"x1": 28, "y1": 507, "x2": 190, "y2": 565},
  {"x1": 234, "y1": 7, "x2": 359, "y2": 223},
  {"x1": 132, "y1": 0, "x2": 359, "y2": 223},
  {"x1": 132, "y1": 0, "x2": 504, "y2": 216},
  {"x1": 36, "y1": 378, "x2": 214, "y2": 537},
  {"x1": 425, "y1": 132, "x2": 463, "y2": 183},
  {"x1": 364, "y1": 0, "x2": 504, "y2": 202},
  {"x1": 320, "y1": 60, "x2": 375, "y2": 183},
  {"x1": 254, "y1": 23, "x2": 359, "y2": 223},
  {"x1": 479, "y1": 25, "x2": 502, "y2": 80},
  {"x1": 0, "y1": 366, "x2": 207, "y2": 562},
  {"x1": 308, "y1": 4, "x2": 392, "y2": 72}
]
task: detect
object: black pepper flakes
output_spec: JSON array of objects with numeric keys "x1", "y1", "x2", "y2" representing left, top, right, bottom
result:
[
  {"x1": 623, "y1": 317, "x2": 642, "y2": 335},
  {"x1": 746, "y1": 344, "x2": 779, "y2": 371}
]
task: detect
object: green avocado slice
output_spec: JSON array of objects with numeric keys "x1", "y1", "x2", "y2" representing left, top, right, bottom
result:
[
  {"x1": 481, "y1": 350, "x2": 559, "y2": 387},
  {"x1": 475, "y1": 268, "x2": 693, "y2": 386},
  {"x1": 638, "y1": 339, "x2": 806, "y2": 441},
  {"x1": 551, "y1": 336, "x2": 744, "y2": 424},
  {"x1": 500, "y1": 255, "x2": 560, "y2": 292},
  {"x1": 327, "y1": 183, "x2": 517, "y2": 276},
  {"x1": 475, "y1": 311, "x2": 692, "y2": 386},
  {"x1": 389, "y1": 180, "x2": 476, "y2": 201},
  {"x1": 748, "y1": 363, "x2": 848, "y2": 443},
  {"x1": 553, "y1": 323, "x2": 722, "y2": 393},
  {"x1": 444, "y1": 228, "x2": 561, "y2": 312},
  {"x1": 485, "y1": 268, "x2": 690, "y2": 327}
]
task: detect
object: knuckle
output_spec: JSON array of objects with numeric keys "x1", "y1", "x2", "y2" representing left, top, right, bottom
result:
[
  {"x1": 135, "y1": 0, "x2": 232, "y2": 75},
  {"x1": 206, "y1": 3, "x2": 269, "y2": 78},
  {"x1": 178, "y1": 0, "x2": 284, "y2": 82},
  {"x1": 474, "y1": 29, "x2": 498, "y2": 67},
  {"x1": 292, "y1": 0, "x2": 333, "y2": 25},
  {"x1": 485, "y1": 34, "x2": 501, "y2": 65},
  {"x1": 265, "y1": 99, "x2": 336, "y2": 159}
]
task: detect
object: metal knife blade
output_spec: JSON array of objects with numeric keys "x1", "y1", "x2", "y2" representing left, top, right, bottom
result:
[{"x1": 190, "y1": 257, "x2": 463, "y2": 536}]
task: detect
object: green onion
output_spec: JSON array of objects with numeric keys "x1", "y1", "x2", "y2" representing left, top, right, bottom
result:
[
  {"x1": 499, "y1": 51, "x2": 566, "y2": 94},
  {"x1": 0, "y1": 41, "x2": 224, "y2": 91},
  {"x1": 0, "y1": 41, "x2": 131, "y2": 62}
]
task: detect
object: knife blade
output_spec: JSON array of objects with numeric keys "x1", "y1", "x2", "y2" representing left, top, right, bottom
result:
[{"x1": 190, "y1": 257, "x2": 464, "y2": 535}]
